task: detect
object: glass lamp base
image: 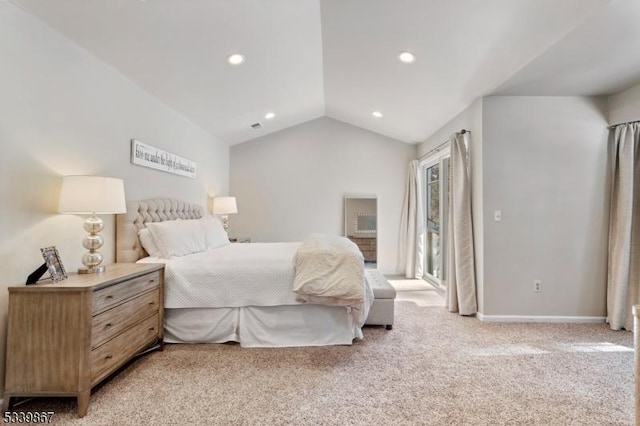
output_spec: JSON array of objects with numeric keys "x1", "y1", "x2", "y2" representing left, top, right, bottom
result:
[{"x1": 78, "y1": 265, "x2": 106, "y2": 274}]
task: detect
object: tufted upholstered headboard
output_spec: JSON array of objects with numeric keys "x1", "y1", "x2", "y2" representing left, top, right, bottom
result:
[{"x1": 116, "y1": 198, "x2": 205, "y2": 263}]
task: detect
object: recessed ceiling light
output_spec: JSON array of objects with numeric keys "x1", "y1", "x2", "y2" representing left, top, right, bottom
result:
[
  {"x1": 265, "y1": 112, "x2": 275, "y2": 120},
  {"x1": 227, "y1": 53, "x2": 245, "y2": 65},
  {"x1": 398, "y1": 51, "x2": 416, "y2": 63},
  {"x1": 372, "y1": 111, "x2": 383, "y2": 118}
]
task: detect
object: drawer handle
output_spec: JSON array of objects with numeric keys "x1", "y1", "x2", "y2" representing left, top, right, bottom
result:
[
  {"x1": 105, "y1": 295, "x2": 114, "y2": 300},
  {"x1": 104, "y1": 323, "x2": 113, "y2": 329},
  {"x1": 148, "y1": 302, "x2": 155, "y2": 306},
  {"x1": 105, "y1": 354, "x2": 113, "y2": 360},
  {"x1": 148, "y1": 327, "x2": 155, "y2": 332},
  {"x1": 150, "y1": 279, "x2": 156, "y2": 283}
]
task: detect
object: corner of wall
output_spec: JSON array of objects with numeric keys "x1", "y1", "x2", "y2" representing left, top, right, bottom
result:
[{"x1": 608, "y1": 82, "x2": 640, "y2": 125}]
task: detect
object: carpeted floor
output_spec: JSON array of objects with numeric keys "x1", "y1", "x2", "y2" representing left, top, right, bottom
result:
[{"x1": 11, "y1": 282, "x2": 635, "y2": 425}]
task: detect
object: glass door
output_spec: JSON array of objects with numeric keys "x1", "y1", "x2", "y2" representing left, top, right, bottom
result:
[{"x1": 423, "y1": 154, "x2": 449, "y2": 287}]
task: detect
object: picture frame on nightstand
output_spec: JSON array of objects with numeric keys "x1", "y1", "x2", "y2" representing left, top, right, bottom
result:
[{"x1": 40, "y1": 246, "x2": 67, "y2": 283}]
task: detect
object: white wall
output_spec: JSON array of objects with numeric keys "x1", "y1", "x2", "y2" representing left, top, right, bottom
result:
[
  {"x1": 230, "y1": 117, "x2": 416, "y2": 273},
  {"x1": 0, "y1": 3, "x2": 228, "y2": 390},
  {"x1": 418, "y1": 96, "x2": 610, "y2": 319},
  {"x1": 609, "y1": 82, "x2": 640, "y2": 125},
  {"x1": 482, "y1": 96, "x2": 609, "y2": 317},
  {"x1": 418, "y1": 99, "x2": 485, "y2": 312}
]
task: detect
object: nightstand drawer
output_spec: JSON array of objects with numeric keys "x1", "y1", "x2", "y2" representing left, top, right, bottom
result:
[
  {"x1": 93, "y1": 271, "x2": 160, "y2": 314},
  {"x1": 91, "y1": 289, "x2": 160, "y2": 349},
  {"x1": 90, "y1": 313, "x2": 159, "y2": 384}
]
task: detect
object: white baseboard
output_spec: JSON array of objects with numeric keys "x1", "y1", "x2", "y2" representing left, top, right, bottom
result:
[{"x1": 476, "y1": 313, "x2": 606, "y2": 324}]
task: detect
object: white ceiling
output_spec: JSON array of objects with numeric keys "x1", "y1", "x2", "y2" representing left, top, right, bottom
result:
[
  {"x1": 492, "y1": 0, "x2": 640, "y2": 96},
  {"x1": 13, "y1": 0, "x2": 640, "y2": 145}
]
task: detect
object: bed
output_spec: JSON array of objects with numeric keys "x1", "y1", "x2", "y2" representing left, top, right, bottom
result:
[{"x1": 116, "y1": 198, "x2": 373, "y2": 347}]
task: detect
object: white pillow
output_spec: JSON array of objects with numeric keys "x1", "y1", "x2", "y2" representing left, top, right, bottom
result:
[
  {"x1": 139, "y1": 228, "x2": 161, "y2": 258},
  {"x1": 146, "y1": 219, "x2": 208, "y2": 258},
  {"x1": 201, "y1": 216, "x2": 231, "y2": 249}
]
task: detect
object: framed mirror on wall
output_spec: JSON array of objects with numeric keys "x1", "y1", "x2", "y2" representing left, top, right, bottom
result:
[{"x1": 344, "y1": 195, "x2": 377, "y2": 266}]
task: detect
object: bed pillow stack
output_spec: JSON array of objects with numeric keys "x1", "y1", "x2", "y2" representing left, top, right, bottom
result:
[
  {"x1": 141, "y1": 216, "x2": 230, "y2": 258},
  {"x1": 139, "y1": 228, "x2": 162, "y2": 257},
  {"x1": 201, "y1": 216, "x2": 231, "y2": 249}
]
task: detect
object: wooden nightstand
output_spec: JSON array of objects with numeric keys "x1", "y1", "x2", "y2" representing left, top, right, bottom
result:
[
  {"x1": 229, "y1": 237, "x2": 251, "y2": 243},
  {"x1": 3, "y1": 263, "x2": 164, "y2": 418}
]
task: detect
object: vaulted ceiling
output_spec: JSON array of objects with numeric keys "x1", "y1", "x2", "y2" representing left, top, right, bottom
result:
[{"x1": 13, "y1": 0, "x2": 640, "y2": 145}]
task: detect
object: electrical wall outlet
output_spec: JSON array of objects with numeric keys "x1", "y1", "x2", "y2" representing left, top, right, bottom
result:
[{"x1": 533, "y1": 280, "x2": 542, "y2": 293}]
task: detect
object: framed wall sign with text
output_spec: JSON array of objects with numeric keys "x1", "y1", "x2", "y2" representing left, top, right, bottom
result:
[{"x1": 130, "y1": 139, "x2": 197, "y2": 178}]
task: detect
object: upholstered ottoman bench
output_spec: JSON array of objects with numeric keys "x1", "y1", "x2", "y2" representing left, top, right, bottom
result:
[{"x1": 364, "y1": 269, "x2": 396, "y2": 330}]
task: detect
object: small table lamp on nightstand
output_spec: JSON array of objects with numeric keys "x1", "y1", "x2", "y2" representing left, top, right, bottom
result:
[
  {"x1": 213, "y1": 196, "x2": 238, "y2": 234},
  {"x1": 58, "y1": 176, "x2": 126, "y2": 274}
]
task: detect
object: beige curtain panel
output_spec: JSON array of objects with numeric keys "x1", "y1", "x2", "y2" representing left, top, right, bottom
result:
[
  {"x1": 398, "y1": 160, "x2": 424, "y2": 278},
  {"x1": 607, "y1": 122, "x2": 639, "y2": 331},
  {"x1": 446, "y1": 132, "x2": 477, "y2": 315}
]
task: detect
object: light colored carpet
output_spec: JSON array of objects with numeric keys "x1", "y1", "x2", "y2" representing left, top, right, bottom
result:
[
  {"x1": 12, "y1": 283, "x2": 634, "y2": 425},
  {"x1": 386, "y1": 276, "x2": 435, "y2": 292},
  {"x1": 387, "y1": 278, "x2": 445, "y2": 307}
]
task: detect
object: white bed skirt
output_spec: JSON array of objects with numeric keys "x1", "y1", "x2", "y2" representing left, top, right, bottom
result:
[{"x1": 164, "y1": 305, "x2": 363, "y2": 347}]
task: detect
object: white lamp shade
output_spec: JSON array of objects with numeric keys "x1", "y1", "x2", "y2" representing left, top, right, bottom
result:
[
  {"x1": 213, "y1": 196, "x2": 238, "y2": 215},
  {"x1": 58, "y1": 176, "x2": 127, "y2": 214}
]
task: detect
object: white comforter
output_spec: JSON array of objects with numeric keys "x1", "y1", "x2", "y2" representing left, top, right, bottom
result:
[
  {"x1": 138, "y1": 238, "x2": 373, "y2": 326},
  {"x1": 140, "y1": 243, "x2": 301, "y2": 309}
]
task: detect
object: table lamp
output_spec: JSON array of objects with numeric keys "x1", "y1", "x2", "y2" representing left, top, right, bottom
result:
[
  {"x1": 58, "y1": 176, "x2": 126, "y2": 274},
  {"x1": 212, "y1": 196, "x2": 238, "y2": 233}
]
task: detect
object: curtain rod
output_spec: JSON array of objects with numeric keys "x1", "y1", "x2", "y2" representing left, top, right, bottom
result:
[
  {"x1": 418, "y1": 129, "x2": 469, "y2": 161},
  {"x1": 608, "y1": 120, "x2": 640, "y2": 129}
]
